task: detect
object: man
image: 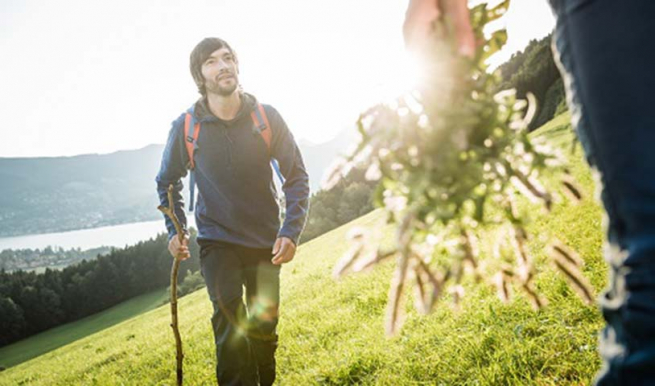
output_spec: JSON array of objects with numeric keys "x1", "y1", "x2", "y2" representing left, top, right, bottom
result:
[
  {"x1": 156, "y1": 37, "x2": 310, "y2": 386},
  {"x1": 404, "y1": 0, "x2": 655, "y2": 385}
]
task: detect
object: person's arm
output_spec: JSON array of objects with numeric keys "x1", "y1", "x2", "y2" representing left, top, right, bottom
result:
[
  {"x1": 267, "y1": 106, "x2": 310, "y2": 263},
  {"x1": 155, "y1": 114, "x2": 190, "y2": 253},
  {"x1": 404, "y1": 0, "x2": 475, "y2": 57}
]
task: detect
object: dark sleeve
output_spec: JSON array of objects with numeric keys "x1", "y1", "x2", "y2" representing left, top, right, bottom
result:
[
  {"x1": 267, "y1": 105, "x2": 310, "y2": 245},
  {"x1": 155, "y1": 114, "x2": 189, "y2": 240}
]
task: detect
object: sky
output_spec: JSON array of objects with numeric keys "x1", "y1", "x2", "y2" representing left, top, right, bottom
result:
[{"x1": 0, "y1": 0, "x2": 555, "y2": 158}]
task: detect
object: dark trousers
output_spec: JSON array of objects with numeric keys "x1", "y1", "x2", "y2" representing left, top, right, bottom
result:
[
  {"x1": 199, "y1": 240, "x2": 280, "y2": 386},
  {"x1": 549, "y1": 0, "x2": 655, "y2": 384}
]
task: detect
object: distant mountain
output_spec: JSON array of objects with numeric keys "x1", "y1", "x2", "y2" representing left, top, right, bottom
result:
[
  {"x1": 300, "y1": 125, "x2": 358, "y2": 191},
  {"x1": 0, "y1": 128, "x2": 355, "y2": 237},
  {"x1": 0, "y1": 145, "x2": 165, "y2": 237}
]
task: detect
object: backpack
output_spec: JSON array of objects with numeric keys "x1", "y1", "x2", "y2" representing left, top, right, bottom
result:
[{"x1": 183, "y1": 103, "x2": 285, "y2": 211}]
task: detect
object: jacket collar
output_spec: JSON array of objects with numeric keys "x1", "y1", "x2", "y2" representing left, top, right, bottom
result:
[{"x1": 193, "y1": 92, "x2": 258, "y2": 124}]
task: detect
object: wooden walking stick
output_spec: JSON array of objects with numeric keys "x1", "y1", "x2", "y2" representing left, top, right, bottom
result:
[{"x1": 157, "y1": 184, "x2": 185, "y2": 386}]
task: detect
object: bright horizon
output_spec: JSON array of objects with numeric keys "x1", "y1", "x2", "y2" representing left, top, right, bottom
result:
[{"x1": 0, "y1": 0, "x2": 555, "y2": 158}]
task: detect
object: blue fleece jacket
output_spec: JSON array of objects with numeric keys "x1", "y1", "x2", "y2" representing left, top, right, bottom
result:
[{"x1": 156, "y1": 93, "x2": 310, "y2": 247}]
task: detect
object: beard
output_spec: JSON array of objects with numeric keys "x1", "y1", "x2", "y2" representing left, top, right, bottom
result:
[{"x1": 205, "y1": 75, "x2": 238, "y2": 96}]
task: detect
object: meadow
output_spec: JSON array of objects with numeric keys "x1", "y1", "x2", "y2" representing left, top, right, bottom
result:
[
  {"x1": 0, "y1": 112, "x2": 608, "y2": 385},
  {"x1": 0, "y1": 288, "x2": 168, "y2": 369}
]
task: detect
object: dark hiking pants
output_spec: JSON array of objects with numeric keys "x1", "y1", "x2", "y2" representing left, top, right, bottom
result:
[
  {"x1": 200, "y1": 240, "x2": 280, "y2": 386},
  {"x1": 549, "y1": 0, "x2": 655, "y2": 384}
]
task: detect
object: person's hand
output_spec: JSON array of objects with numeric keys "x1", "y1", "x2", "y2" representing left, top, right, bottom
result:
[
  {"x1": 271, "y1": 237, "x2": 296, "y2": 265},
  {"x1": 168, "y1": 233, "x2": 190, "y2": 261},
  {"x1": 403, "y1": 0, "x2": 475, "y2": 57}
]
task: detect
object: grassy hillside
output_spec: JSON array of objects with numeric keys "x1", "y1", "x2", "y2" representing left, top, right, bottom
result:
[
  {"x1": 0, "y1": 288, "x2": 168, "y2": 369},
  {"x1": 0, "y1": 112, "x2": 607, "y2": 385}
]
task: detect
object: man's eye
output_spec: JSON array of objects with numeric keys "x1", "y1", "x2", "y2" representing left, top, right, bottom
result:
[{"x1": 225, "y1": 56, "x2": 233, "y2": 62}]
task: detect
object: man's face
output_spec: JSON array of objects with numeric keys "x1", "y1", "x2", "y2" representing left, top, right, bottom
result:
[{"x1": 201, "y1": 47, "x2": 239, "y2": 96}]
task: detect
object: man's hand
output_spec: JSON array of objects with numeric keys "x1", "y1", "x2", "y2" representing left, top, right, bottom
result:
[
  {"x1": 403, "y1": 0, "x2": 475, "y2": 57},
  {"x1": 168, "y1": 233, "x2": 190, "y2": 261},
  {"x1": 271, "y1": 237, "x2": 296, "y2": 265}
]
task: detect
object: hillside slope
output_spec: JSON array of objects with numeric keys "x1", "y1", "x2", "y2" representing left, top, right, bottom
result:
[
  {"x1": 0, "y1": 289, "x2": 168, "y2": 368},
  {"x1": 1, "y1": 113, "x2": 607, "y2": 385}
]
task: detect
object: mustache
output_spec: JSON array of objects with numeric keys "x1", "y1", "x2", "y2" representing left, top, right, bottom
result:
[{"x1": 217, "y1": 71, "x2": 235, "y2": 80}]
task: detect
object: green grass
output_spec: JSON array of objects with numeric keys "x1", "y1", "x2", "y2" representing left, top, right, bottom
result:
[
  {"x1": 533, "y1": 111, "x2": 576, "y2": 148},
  {"x1": 0, "y1": 112, "x2": 607, "y2": 385},
  {"x1": 0, "y1": 288, "x2": 168, "y2": 369}
]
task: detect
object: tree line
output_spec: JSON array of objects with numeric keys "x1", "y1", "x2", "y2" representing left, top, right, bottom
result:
[
  {"x1": 302, "y1": 167, "x2": 377, "y2": 242},
  {"x1": 496, "y1": 34, "x2": 566, "y2": 130},
  {"x1": 0, "y1": 167, "x2": 376, "y2": 347},
  {"x1": 0, "y1": 246, "x2": 112, "y2": 272},
  {"x1": 0, "y1": 233, "x2": 200, "y2": 346}
]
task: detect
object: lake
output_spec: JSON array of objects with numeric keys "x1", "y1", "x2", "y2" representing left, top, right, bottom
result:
[{"x1": 0, "y1": 218, "x2": 196, "y2": 251}]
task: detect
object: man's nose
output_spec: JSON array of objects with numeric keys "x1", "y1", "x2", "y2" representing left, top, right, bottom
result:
[{"x1": 218, "y1": 59, "x2": 230, "y2": 70}]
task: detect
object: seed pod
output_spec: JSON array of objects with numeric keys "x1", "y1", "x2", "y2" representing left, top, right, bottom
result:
[
  {"x1": 493, "y1": 271, "x2": 511, "y2": 303},
  {"x1": 510, "y1": 226, "x2": 529, "y2": 266},
  {"x1": 561, "y1": 178, "x2": 583, "y2": 202},
  {"x1": 519, "y1": 92, "x2": 538, "y2": 130},
  {"x1": 346, "y1": 227, "x2": 366, "y2": 241},
  {"x1": 414, "y1": 255, "x2": 445, "y2": 312},
  {"x1": 510, "y1": 169, "x2": 552, "y2": 211},
  {"x1": 365, "y1": 161, "x2": 382, "y2": 181},
  {"x1": 333, "y1": 243, "x2": 364, "y2": 279},
  {"x1": 352, "y1": 250, "x2": 396, "y2": 273},
  {"x1": 500, "y1": 266, "x2": 515, "y2": 278},
  {"x1": 502, "y1": 191, "x2": 519, "y2": 222},
  {"x1": 516, "y1": 264, "x2": 535, "y2": 285},
  {"x1": 461, "y1": 229, "x2": 481, "y2": 282},
  {"x1": 413, "y1": 265, "x2": 429, "y2": 315},
  {"x1": 450, "y1": 259, "x2": 466, "y2": 308},
  {"x1": 522, "y1": 283, "x2": 547, "y2": 310},
  {"x1": 550, "y1": 242, "x2": 584, "y2": 268},
  {"x1": 385, "y1": 250, "x2": 410, "y2": 335},
  {"x1": 552, "y1": 256, "x2": 595, "y2": 305}
]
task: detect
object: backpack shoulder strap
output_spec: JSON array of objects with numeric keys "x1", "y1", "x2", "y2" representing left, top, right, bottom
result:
[
  {"x1": 183, "y1": 106, "x2": 201, "y2": 211},
  {"x1": 250, "y1": 103, "x2": 272, "y2": 153},
  {"x1": 251, "y1": 103, "x2": 285, "y2": 184},
  {"x1": 183, "y1": 108, "x2": 201, "y2": 170}
]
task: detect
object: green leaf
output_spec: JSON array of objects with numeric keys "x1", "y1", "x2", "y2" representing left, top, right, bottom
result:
[
  {"x1": 481, "y1": 29, "x2": 508, "y2": 62},
  {"x1": 474, "y1": 194, "x2": 487, "y2": 222},
  {"x1": 373, "y1": 183, "x2": 386, "y2": 208},
  {"x1": 487, "y1": 0, "x2": 511, "y2": 23}
]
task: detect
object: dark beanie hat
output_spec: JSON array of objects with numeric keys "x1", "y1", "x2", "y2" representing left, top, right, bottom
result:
[{"x1": 189, "y1": 37, "x2": 236, "y2": 95}]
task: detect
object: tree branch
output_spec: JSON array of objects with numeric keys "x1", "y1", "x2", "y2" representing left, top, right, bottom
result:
[{"x1": 157, "y1": 184, "x2": 184, "y2": 386}]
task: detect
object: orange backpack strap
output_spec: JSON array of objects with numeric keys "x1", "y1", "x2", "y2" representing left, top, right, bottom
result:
[
  {"x1": 183, "y1": 107, "x2": 201, "y2": 211},
  {"x1": 250, "y1": 103, "x2": 272, "y2": 153},
  {"x1": 251, "y1": 103, "x2": 285, "y2": 184},
  {"x1": 183, "y1": 110, "x2": 201, "y2": 170}
]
